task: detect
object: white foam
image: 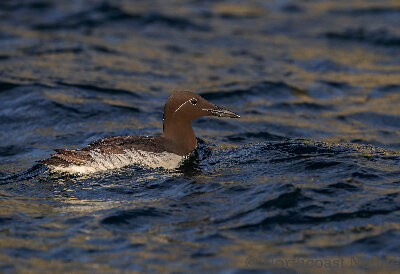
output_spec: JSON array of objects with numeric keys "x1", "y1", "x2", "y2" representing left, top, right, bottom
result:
[{"x1": 49, "y1": 149, "x2": 184, "y2": 174}]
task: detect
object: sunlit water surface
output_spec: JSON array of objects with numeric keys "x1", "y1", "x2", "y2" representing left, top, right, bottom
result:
[{"x1": 1, "y1": 0, "x2": 400, "y2": 272}]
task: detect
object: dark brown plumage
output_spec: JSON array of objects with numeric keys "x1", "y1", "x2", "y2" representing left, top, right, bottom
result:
[{"x1": 41, "y1": 91, "x2": 240, "y2": 168}]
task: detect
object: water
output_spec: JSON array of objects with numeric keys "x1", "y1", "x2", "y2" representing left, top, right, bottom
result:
[{"x1": 1, "y1": 0, "x2": 400, "y2": 272}]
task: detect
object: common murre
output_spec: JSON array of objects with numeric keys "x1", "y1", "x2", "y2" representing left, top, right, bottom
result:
[{"x1": 41, "y1": 91, "x2": 240, "y2": 174}]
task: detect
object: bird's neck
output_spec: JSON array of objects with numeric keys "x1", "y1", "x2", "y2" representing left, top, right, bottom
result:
[{"x1": 162, "y1": 117, "x2": 197, "y2": 156}]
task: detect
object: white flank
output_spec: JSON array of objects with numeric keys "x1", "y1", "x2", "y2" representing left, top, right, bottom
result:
[{"x1": 49, "y1": 149, "x2": 184, "y2": 174}]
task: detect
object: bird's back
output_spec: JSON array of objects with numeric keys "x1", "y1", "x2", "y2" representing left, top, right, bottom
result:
[{"x1": 41, "y1": 135, "x2": 184, "y2": 173}]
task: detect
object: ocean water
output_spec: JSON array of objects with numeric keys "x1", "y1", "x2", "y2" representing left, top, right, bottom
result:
[{"x1": 1, "y1": 0, "x2": 400, "y2": 272}]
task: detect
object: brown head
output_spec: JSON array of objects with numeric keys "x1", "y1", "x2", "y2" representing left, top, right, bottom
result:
[{"x1": 162, "y1": 91, "x2": 240, "y2": 155}]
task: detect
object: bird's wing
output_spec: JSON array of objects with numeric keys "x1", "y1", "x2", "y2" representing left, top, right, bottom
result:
[
  {"x1": 41, "y1": 148, "x2": 92, "y2": 165},
  {"x1": 84, "y1": 135, "x2": 166, "y2": 154},
  {"x1": 41, "y1": 136, "x2": 168, "y2": 167}
]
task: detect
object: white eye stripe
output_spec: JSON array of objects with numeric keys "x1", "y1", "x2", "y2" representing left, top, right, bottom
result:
[
  {"x1": 174, "y1": 100, "x2": 189, "y2": 113},
  {"x1": 174, "y1": 98, "x2": 197, "y2": 113}
]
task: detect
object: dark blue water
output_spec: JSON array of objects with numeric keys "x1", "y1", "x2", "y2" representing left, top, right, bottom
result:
[{"x1": 1, "y1": 0, "x2": 400, "y2": 272}]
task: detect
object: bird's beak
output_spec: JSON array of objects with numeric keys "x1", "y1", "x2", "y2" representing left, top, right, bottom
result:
[{"x1": 203, "y1": 106, "x2": 240, "y2": 118}]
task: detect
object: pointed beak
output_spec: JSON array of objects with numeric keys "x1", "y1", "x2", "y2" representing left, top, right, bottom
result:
[{"x1": 203, "y1": 106, "x2": 240, "y2": 118}]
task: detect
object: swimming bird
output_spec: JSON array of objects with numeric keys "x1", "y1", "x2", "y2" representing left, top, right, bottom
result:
[{"x1": 41, "y1": 91, "x2": 240, "y2": 173}]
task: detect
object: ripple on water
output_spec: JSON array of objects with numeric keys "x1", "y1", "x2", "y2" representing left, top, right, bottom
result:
[
  {"x1": 101, "y1": 207, "x2": 169, "y2": 232},
  {"x1": 325, "y1": 28, "x2": 400, "y2": 47}
]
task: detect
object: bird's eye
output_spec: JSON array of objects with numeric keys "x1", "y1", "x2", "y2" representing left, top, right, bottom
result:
[{"x1": 190, "y1": 98, "x2": 198, "y2": 105}]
